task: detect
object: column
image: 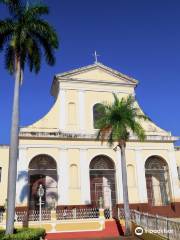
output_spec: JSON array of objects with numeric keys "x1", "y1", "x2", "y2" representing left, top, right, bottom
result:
[
  {"x1": 78, "y1": 90, "x2": 85, "y2": 131},
  {"x1": 116, "y1": 150, "x2": 123, "y2": 203},
  {"x1": 168, "y1": 149, "x2": 180, "y2": 201},
  {"x1": 16, "y1": 147, "x2": 28, "y2": 206},
  {"x1": 57, "y1": 148, "x2": 69, "y2": 205},
  {"x1": 80, "y1": 149, "x2": 91, "y2": 204},
  {"x1": 59, "y1": 88, "x2": 66, "y2": 130},
  {"x1": 135, "y1": 149, "x2": 148, "y2": 203}
]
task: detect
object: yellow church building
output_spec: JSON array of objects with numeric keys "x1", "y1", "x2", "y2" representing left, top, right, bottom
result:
[{"x1": 1, "y1": 62, "x2": 180, "y2": 217}]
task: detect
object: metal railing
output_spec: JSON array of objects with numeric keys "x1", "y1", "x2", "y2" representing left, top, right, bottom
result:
[
  {"x1": 118, "y1": 208, "x2": 180, "y2": 240},
  {"x1": 15, "y1": 209, "x2": 51, "y2": 222},
  {"x1": 56, "y1": 208, "x2": 99, "y2": 220}
]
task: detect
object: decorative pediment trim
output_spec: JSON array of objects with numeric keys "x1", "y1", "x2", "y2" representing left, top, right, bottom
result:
[
  {"x1": 56, "y1": 77, "x2": 136, "y2": 86},
  {"x1": 51, "y1": 62, "x2": 138, "y2": 96},
  {"x1": 56, "y1": 62, "x2": 138, "y2": 84},
  {"x1": 55, "y1": 62, "x2": 138, "y2": 84}
]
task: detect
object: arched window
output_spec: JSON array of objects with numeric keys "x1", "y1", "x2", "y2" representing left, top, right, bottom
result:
[
  {"x1": 68, "y1": 102, "x2": 76, "y2": 125},
  {"x1": 93, "y1": 103, "x2": 105, "y2": 129},
  {"x1": 145, "y1": 156, "x2": 171, "y2": 206},
  {"x1": 70, "y1": 164, "x2": 79, "y2": 188},
  {"x1": 127, "y1": 164, "x2": 136, "y2": 187}
]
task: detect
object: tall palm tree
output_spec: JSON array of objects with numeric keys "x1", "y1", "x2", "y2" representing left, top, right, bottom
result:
[
  {"x1": 96, "y1": 94, "x2": 147, "y2": 236},
  {"x1": 0, "y1": 0, "x2": 59, "y2": 234}
]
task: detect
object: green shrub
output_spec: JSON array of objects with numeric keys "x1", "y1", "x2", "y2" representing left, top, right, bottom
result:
[{"x1": 0, "y1": 228, "x2": 45, "y2": 240}]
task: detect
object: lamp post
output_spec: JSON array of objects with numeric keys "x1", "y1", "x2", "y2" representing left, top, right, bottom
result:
[{"x1": 37, "y1": 184, "x2": 44, "y2": 222}]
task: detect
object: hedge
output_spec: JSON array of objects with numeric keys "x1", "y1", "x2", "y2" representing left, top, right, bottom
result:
[{"x1": 0, "y1": 228, "x2": 45, "y2": 240}]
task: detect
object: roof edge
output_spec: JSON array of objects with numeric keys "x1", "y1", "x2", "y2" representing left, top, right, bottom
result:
[{"x1": 55, "y1": 62, "x2": 139, "y2": 84}]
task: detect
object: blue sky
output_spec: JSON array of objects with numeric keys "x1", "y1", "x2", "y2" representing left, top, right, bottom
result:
[{"x1": 0, "y1": 0, "x2": 180, "y2": 144}]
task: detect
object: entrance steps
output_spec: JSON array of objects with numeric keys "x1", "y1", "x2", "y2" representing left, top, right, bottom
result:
[{"x1": 45, "y1": 219, "x2": 125, "y2": 239}]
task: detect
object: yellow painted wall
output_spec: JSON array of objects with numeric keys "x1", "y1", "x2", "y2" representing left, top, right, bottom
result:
[
  {"x1": 175, "y1": 149, "x2": 180, "y2": 166},
  {"x1": 20, "y1": 65, "x2": 170, "y2": 138},
  {"x1": 1, "y1": 64, "x2": 179, "y2": 207},
  {"x1": 27, "y1": 147, "x2": 59, "y2": 164},
  {"x1": 0, "y1": 146, "x2": 9, "y2": 206},
  {"x1": 70, "y1": 68, "x2": 129, "y2": 82},
  {"x1": 68, "y1": 149, "x2": 81, "y2": 204}
]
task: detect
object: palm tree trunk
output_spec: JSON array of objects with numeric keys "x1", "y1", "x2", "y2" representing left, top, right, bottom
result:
[
  {"x1": 6, "y1": 56, "x2": 21, "y2": 234},
  {"x1": 119, "y1": 143, "x2": 132, "y2": 236}
]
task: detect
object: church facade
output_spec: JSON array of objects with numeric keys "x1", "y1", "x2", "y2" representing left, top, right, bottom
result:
[{"x1": 1, "y1": 62, "x2": 180, "y2": 217}]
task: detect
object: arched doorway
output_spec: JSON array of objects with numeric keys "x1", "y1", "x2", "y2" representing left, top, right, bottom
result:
[
  {"x1": 28, "y1": 154, "x2": 58, "y2": 210},
  {"x1": 90, "y1": 155, "x2": 117, "y2": 210},
  {"x1": 145, "y1": 156, "x2": 171, "y2": 206}
]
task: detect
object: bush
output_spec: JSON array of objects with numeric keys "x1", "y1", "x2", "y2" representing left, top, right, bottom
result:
[{"x1": 0, "y1": 228, "x2": 45, "y2": 240}]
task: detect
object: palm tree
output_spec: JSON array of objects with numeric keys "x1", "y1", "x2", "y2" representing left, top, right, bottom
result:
[
  {"x1": 96, "y1": 94, "x2": 147, "y2": 236},
  {"x1": 0, "y1": 0, "x2": 59, "y2": 234}
]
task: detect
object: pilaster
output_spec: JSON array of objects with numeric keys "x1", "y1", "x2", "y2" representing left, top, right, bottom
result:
[
  {"x1": 135, "y1": 149, "x2": 148, "y2": 203},
  {"x1": 16, "y1": 147, "x2": 28, "y2": 206},
  {"x1": 59, "y1": 88, "x2": 66, "y2": 130},
  {"x1": 80, "y1": 148, "x2": 91, "y2": 204},
  {"x1": 78, "y1": 90, "x2": 85, "y2": 131},
  {"x1": 57, "y1": 148, "x2": 69, "y2": 205},
  {"x1": 168, "y1": 149, "x2": 180, "y2": 201},
  {"x1": 116, "y1": 150, "x2": 123, "y2": 203}
]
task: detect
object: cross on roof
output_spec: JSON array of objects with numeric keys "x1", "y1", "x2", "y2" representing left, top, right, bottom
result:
[{"x1": 93, "y1": 51, "x2": 100, "y2": 63}]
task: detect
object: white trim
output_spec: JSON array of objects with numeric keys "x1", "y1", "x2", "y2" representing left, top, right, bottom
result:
[
  {"x1": 19, "y1": 144, "x2": 173, "y2": 151},
  {"x1": 80, "y1": 149, "x2": 91, "y2": 204},
  {"x1": 78, "y1": 90, "x2": 85, "y2": 131},
  {"x1": 59, "y1": 88, "x2": 66, "y2": 130},
  {"x1": 116, "y1": 150, "x2": 123, "y2": 203},
  {"x1": 19, "y1": 130, "x2": 176, "y2": 142},
  {"x1": 57, "y1": 149, "x2": 69, "y2": 205},
  {"x1": 55, "y1": 62, "x2": 138, "y2": 83},
  {"x1": 57, "y1": 78, "x2": 135, "y2": 87},
  {"x1": 16, "y1": 148, "x2": 28, "y2": 205},
  {"x1": 135, "y1": 149, "x2": 148, "y2": 203},
  {"x1": 60, "y1": 86, "x2": 132, "y2": 94},
  {"x1": 168, "y1": 150, "x2": 180, "y2": 201}
]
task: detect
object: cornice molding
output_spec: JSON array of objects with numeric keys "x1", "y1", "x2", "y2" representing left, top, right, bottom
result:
[
  {"x1": 59, "y1": 87, "x2": 133, "y2": 95},
  {"x1": 18, "y1": 143, "x2": 174, "y2": 151},
  {"x1": 56, "y1": 77, "x2": 136, "y2": 86},
  {"x1": 0, "y1": 145, "x2": 9, "y2": 149},
  {"x1": 19, "y1": 130, "x2": 178, "y2": 142}
]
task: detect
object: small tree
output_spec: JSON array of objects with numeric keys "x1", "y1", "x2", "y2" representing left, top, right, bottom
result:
[
  {"x1": 96, "y1": 93, "x2": 147, "y2": 236},
  {"x1": 0, "y1": 0, "x2": 59, "y2": 234}
]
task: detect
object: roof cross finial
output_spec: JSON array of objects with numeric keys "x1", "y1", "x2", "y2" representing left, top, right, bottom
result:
[{"x1": 93, "y1": 50, "x2": 100, "y2": 63}]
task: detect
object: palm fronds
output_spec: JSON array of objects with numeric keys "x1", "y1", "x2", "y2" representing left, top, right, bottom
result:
[
  {"x1": 0, "y1": 0, "x2": 59, "y2": 74},
  {"x1": 96, "y1": 94, "x2": 147, "y2": 145}
]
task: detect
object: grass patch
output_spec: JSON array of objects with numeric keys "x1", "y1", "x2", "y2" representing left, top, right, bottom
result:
[{"x1": 0, "y1": 228, "x2": 45, "y2": 240}]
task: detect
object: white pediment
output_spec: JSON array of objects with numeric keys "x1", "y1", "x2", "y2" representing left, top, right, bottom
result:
[
  {"x1": 71, "y1": 68, "x2": 130, "y2": 83},
  {"x1": 55, "y1": 62, "x2": 138, "y2": 85}
]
